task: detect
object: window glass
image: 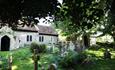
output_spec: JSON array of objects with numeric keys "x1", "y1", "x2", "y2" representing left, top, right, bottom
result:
[
  {"x1": 30, "y1": 35, "x2": 32, "y2": 41},
  {"x1": 39, "y1": 36, "x2": 41, "y2": 42},
  {"x1": 27, "y1": 35, "x2": 29, "y2": 42},
  {"x1": 42, "y1": 36, "x2": 44, "y2": 42}
]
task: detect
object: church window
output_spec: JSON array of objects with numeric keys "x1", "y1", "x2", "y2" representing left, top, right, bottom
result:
[
  {"x1": 30, "y1": 35, "x2": 32, "y2": 41},
  {"x1": 39, "y1": 36, "x2": 44, "y2": 42},
  {"x1": 27, "y1": 35, "x2": 29, "y2": 42},
  {"x1": 42, "y1": 36, "x2": 44, "y2": 42},
  {"x1": 27, "y1": 35, "x2": 32, "y2": 42}
]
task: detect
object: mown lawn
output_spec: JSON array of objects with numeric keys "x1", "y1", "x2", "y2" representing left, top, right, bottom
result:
[{"x1": 0, "y1": 47, "x2": 115, "y2": 70}]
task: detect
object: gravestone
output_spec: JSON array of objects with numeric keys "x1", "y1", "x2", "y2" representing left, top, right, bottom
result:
[
  {"x1": 104, "y1": 49, "x2": 111, "y2": 59},
  {"x1": 48, "y1": 63, "x2": 57, "y2": 70}
]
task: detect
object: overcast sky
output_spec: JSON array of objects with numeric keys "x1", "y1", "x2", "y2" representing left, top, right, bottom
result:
[{"x1": 58, "y1": 0, "x2": 63, "y2": 4}]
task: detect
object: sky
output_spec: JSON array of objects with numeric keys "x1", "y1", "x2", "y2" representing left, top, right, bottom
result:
[{"x1": 58, "y1": 0, "x2": 63, "y2": 4}]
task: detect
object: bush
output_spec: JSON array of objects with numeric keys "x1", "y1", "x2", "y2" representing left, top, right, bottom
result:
[
  {"x1": 30, "y1": 42, "x2": 46, "y2": 54},
  {"x1": 96, "y1": 42, "x2": 115, "y2": 48},
  {"x1": 76, "y1": 53, "x2": 87, "y2": 64},
  {"x1": 0, "y1": 57, "x2": 9, "y2": 70},
  {"x1": 59, "y1": 51, "x2": 77, "y2": 69},
  {"x1": 59, "y1": 51, "x2": 87, "y2": 69}
]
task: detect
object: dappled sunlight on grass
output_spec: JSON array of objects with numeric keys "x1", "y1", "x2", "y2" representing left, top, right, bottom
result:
[
  {"x1": 12, "y1": 65, "x2": 18, "y2": 70},
  {"x1": 0, "y1": 47, "x2": 55, "y2": 70},
  {"x1": 0, "y1": 46, "x2": 115, "y2": 70},
  {"x1": 85, "y1": 47, "x2": 115, "y2": 59},
  {"x1": 85, "y1": 49, "x2": 103, "y2": 58},
  {"x1": 82, "y1": 48, "x2": 115, "y2": 70},
  {"x1": 111, "y1": 51, "x2": 115, "y2": 59},
  {"x1": 0, "y1": 60, "x2": 2, "y2": 64},
  {"x1": 28, "y1": 58, "x2": 33, "y2": 63}
]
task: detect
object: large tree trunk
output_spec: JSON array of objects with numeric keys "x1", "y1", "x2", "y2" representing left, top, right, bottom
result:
[
  {"x1": 113, "y1": 36, "x2": 115, "y2": 42},
  {"x1": 112, "y1": 36, "x2": 115, "y2": 49},
  {"x1": 83, "y1": 34, "x2": 90, "y2": 48}
]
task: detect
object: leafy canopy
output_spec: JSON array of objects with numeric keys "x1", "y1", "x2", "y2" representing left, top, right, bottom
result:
[
  {"x1": 55, "y1": 0, "x2": 105, "y2": 36},
  {"x1": 0, "y1": 0, "x2": 59, "y2": 27}
]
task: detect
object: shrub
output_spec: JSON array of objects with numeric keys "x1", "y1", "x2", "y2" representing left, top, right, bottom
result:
[
  {"x1": 96, "y1": 42, "x2": 115, "y2": 48},
  {"x1": 59, "y1": 51, "x2": 87, "y2": 69},
  {"x1": 53, "y1": 47, "x2": 59, "y2": 54},
  {"x1": 0, "y1": 57, "x2": 9, "y2": 70},
  {"x1": 30, "y1": 42, "x2": 46, "y2": 54},
  {"x1": 59, "y1": 52, "x2": 77, "y2": 69},
  {"x1": 76, "y1": 53, "x2": 87, "y2": 64},
  {"x1": 89, "y1": 45, "x2": 100, "y2": 50}
]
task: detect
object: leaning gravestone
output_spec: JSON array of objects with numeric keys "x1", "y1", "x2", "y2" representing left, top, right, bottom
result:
[
  {"x1": 104, "y1": 49, "x2": 111, "y2": 59},
  {"x1": 48, "y1": 63, "x2": 57, "y2": 70}
]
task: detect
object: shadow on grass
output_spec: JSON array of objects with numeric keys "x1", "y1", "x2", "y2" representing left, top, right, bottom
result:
[{"x1": 81, "y1": 47, "x2": 115, "y2": 70}]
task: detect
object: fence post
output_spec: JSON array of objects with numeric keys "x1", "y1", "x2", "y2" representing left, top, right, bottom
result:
[{"x1": 8, "y1": 55, "x2": 12, "y2": 70}]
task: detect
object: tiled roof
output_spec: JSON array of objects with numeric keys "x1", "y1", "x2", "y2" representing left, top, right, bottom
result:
[
  {"x1": 15, "y1": 25, "x2": 38, "y2": 32},
  {"x1": 37, "y1": 25, "x2": 58, "y2": 36},
  {"x1": 13, "y1": 25, "x2": 58, "y2": 36}
]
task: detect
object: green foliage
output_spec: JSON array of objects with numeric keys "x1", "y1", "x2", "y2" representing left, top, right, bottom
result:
[
  {"x1": 82, "y1": 47, "x2": 115, "y2": 70},
  {"x1": 95, "y1": 0, "x2": 115, "y2": 41},
  {"x1": 0, "y1": 0, "x2": 59, "y2": 27},
  {"x1": 53, "y1": 47, "x2": 60, "y2": 54},
  {"x1": 0, "y1": 47, "x2": 115, "y2": 70},
  {"x1": 59, "y1": 51, "x2": 77, "y2": 69},
  {"x1": 96, "y1": 42, "x2": 115, "y2": 48},
  {"x1": 56, "y1": 0, "x2": 105, "y2": 32},
  {"x1": 0, "y1": 57, "x2": 9, "y2": 70},
  {"x1": 59, "y1": 51, "x2": 88, "y2": 69},
  {"x1": 30, "y1": 42, "x2": 46, "y2": 54}
]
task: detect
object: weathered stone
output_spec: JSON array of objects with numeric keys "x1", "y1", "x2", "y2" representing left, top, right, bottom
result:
[
  {"x1": 48, "y1": 63, "x2": 57, "y2": 70},
  {"x1": 104, "y1": 49, "x2": 111, "y2": 59}
]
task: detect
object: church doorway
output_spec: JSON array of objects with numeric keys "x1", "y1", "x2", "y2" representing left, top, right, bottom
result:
[{"x1": 1, "y1": 36, "x2": 10, "y2": 51}]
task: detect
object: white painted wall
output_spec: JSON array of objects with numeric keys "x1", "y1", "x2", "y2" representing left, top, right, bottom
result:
[
  {"x1": 14, "y1": 31, "x2": 39, "y2": 47},
  {"x1": 0, "y1": 34, "x2": 17, "y2": 50},
  {"x1": 0, "y1": 26, "x2": 18, "y2": 50},
  {"x1": 14, "y1": 32, "x2": 58, "y2": 48},
  {"x1": 0, "y1": 26, "x2": 58, "y2": 50},
  {"x1": 39, "y1": 35, "x2": 58, "y2": 45}
]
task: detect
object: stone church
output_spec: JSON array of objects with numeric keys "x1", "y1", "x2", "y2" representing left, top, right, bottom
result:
[{"x1": 0, "y1": 25, "x2": 58, "y2": 51}]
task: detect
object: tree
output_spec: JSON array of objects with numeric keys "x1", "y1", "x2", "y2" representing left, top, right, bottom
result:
[
  {"x1": 55, "y1": 0, "x2": 105, "y2": 47},
  {"x1": 97, "y1": 0, "x2": 115, "y2": 42},
  {"x1": 55, "y1": 0, "x2": 105, "y2": 30},
  {"x1": 0, "y1": 0, "x2": 59, "y2": 28},
  {"x1": 106, "y1": 0, "x2": 115, "y2": 41}
]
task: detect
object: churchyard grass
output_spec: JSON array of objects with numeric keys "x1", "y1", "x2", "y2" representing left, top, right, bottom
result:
[
  {"x1": 0, "y1": 46, "x2": 115, "y2": 70},
  {"x1": 0, "y1": 47, "x2": 61, "y2": 70},
  {"x1": 80, "y1": 47, "x2": 115, "y2": 70}
]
